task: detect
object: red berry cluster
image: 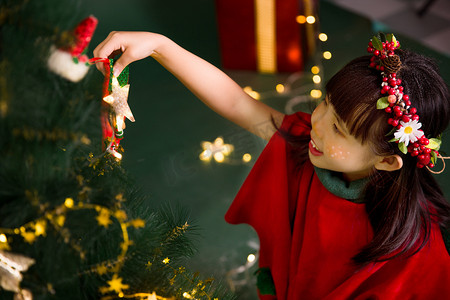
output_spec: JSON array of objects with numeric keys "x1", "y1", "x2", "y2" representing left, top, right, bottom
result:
[
  {"x1": 367, "y1": 40, "x2": 400, "y2": 70},
  {"x1": 408, "y1": 138, "x2": 436, "y2": 168},
  {"x1": 367, "y1": 37, "x2": 437, "y2": 169},
  {"x1": 379, "y1": 74, "x2": 418, "y2": 126}
]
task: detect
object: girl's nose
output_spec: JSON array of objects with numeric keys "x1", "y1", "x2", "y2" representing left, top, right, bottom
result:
[
  {"x1": 311, "y1": 104, "x2": 325, "y2": 138},
  {"x1": 311, "y1": 120, "x2": 324, "y2": 138}
]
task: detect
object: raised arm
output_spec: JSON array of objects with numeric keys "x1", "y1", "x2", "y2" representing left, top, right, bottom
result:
[{"x1": 93, "y1": 31, "x2": 284, "y2": 140}]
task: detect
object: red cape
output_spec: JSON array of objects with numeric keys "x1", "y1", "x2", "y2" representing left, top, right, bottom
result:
[{"x1": 225, "y1": 112, "x2": 450, "y2": 299}]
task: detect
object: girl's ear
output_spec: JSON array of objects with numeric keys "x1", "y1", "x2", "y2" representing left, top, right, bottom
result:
[{"x1": 374, "y1": 155, "x2": 403, "y2": 172}]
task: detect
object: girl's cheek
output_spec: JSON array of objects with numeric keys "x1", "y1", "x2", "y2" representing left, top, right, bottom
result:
[{"x1": 326, "y1": 145, "x2": 350, "y2": 160}]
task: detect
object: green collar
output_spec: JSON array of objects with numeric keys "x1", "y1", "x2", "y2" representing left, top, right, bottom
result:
[{"x1": 314, "y1": 167, "x2": 367, "y2": 203}]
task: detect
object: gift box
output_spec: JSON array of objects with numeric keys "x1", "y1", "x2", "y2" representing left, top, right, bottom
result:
[{"x1": 215, "y1": 0, "x2": 316, "y2": 73}]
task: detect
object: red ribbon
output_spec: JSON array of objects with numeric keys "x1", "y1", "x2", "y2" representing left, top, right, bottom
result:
[
  {"x1": 90, "y1": 57, "x2": 120, "y2": 152},
  {"x1": 88, "y1": 57, "x2": 109, "y2": 64}
]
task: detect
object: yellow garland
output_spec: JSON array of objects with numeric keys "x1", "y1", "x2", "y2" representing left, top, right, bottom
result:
[
  {"x1": 100, "y1": 292, "x2": 175, "y2": 300},
  {"x1": 0, "y1": 195, "x2": 145, "y2": 294},
  {"x1": 0, "y1": 168, "x2": 220, "y2": 299}
]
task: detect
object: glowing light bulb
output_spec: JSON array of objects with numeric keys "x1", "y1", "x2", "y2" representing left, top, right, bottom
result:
[
  {"x1": 222, "y1": 144, "x2": 233, "y2": 155},
  {"x1": 310, "y1": 89, "x2": 323, "y2": 99},
  {"x1": 318, "y1": 33, "x2": 328, "y2": 42},
  {"x1": 201, "y1": 141, "x2": 212, "y2": 150},
  {"x1": 111, "y1": 150, "x2": 123, "y2": 160},
  {"x1": 247, "y1": 254, "x2": 256, "y2": 263},
  {"x1": 276, "y1": 84, "x2": 285, "y2": 93},
  {"x1": 118, "y1": 292, "x2": 124, "y2": 298},
  {"x1": 306, "y1": 16, "x2": 316, "y2": 24},
  {"x1": 214, "y1": 152, "x2": 225, "y2": 163},
  {"x1": 242, "y1": 153, "x2": 252, "y2": 163},
  {"x1": 64, "y1": 198, "x2": 74, "y2": 208},
  {"x1": 323, "y1": 51, "x2": 332, "y2": 60},
  {"x1": 199, "y1": 149, "x2": 212, "y2": 161},
  {"x1": 35, "y1": 222, "x2": 45, "y2": 236},
  {"x1": 311, "y1": 66, "x2": 320, "y2": 74},
  {"x1": 215, "y1": 137, "x2": 224, "y2": 146},
  {"x1": 313, "y1": 75, "x2": 321, "y2": 84},
  {"x1": 0, "y1": 234, "x2": 7, "y2": 243},
  {"x1": 296, "y1": 15, "x2": 306, "y2": 24}
]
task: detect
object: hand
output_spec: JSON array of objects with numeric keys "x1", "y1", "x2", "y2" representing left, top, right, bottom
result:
[{"x1": 93, "y1": 31, "x2": 164, "y2": 76}]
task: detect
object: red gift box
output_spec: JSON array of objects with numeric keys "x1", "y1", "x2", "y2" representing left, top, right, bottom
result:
[{"x1": 215, "y1": 0, "x2": 315, "y2": 73}]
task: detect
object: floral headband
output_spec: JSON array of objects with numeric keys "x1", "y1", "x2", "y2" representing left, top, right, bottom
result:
[{"x1": 367, "y1": 33, "x2": 442, "y2": 169}]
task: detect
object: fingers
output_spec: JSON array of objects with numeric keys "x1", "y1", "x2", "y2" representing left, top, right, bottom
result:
[
  {"x1": 112, "y1": 50, "x2": 134, "y2": 77},
  {"x1": 92, "y1": 31, "x2": 154, "y2": 76},
  {"x1": 93, "y1": 31, "x2": 123, "y2": 75},
  {"x1": 93, "y1": 31, "x2": 117, "y2": 58},
  {"x1": 94, "y1": 61, "x2": 106, "y2": 75}
]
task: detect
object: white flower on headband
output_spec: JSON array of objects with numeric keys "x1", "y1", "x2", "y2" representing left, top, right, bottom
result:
[{"x1": 394, "y1": 120, "x2": 424, "y2": 146}]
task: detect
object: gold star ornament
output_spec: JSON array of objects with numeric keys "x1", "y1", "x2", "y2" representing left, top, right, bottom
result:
[
  {"x1": 106, "y1": 274, "x2": 129, "y2": 293},
  {"x1": 103, "y1": 77, "x2": 135, "y2": 133}
]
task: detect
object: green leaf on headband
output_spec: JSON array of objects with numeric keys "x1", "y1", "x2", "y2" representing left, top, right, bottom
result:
[
  {"x1": 398, "y1": 142, "x2": 407, "y2": 154},
  {"x1": 389, "y1": 137, "x2": 400, "y2": 142},
  {"x1": 385, "y1": 33, "x2": 393, "y2": 42},
  {"x1": 426, "y1": 138, "x2": 442, "y2": 151},
  {"x1": 386, "y1": 33, "x2": 400, "y2": 49},
  {"x1": 386, "y1": 33, "x2": 394, "y2": 43},
  {"x1": 372, "y1": 36, "x2": 383, "y2": 51},
  {"x1": 431, "y1": 151, "x2": 437, "y2": 164},
  {"x1": 376, "y1": 97, "x2": 390, "y2": 109}
]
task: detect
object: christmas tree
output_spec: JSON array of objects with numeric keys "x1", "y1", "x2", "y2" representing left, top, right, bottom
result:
[{"x1": 0, "y1": 0, "x2": 234, "y2": 299}]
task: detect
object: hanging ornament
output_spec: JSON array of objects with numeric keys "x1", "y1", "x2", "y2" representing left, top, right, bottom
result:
[
  {"x1": 47, "y1": 16, "x2": 98, "y2": 82},
  {"x1": 0, "y1": 250, "x2": 35, "y2": 298},
  {"x1": 90, "y1": 57, "x2": 135, "y2": 160},
  {"x1": 103, "y1": 77, "x2": 134, "y2": 133}
]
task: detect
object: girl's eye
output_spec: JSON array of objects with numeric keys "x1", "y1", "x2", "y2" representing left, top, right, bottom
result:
[{"x1": 333, "y1": 124, "x2": 343, "y2": 135}]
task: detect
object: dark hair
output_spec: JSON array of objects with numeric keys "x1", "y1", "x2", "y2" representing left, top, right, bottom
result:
[{"x1": 283, "y1": 50, "x2": 450, "y2": 265}]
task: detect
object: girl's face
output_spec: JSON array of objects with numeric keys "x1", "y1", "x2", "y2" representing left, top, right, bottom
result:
[{"x1": 309, "y1": 98, "x2": 380, "y2": 181}]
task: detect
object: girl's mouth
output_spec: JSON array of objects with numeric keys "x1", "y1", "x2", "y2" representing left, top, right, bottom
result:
[{"x1": 309, "y1": 139, "x2": 323, "y2": 156}]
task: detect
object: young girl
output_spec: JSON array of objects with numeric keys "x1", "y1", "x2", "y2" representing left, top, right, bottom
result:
[{"x1": 93, "y1": 32, "x2": 450, "y2": 299}]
